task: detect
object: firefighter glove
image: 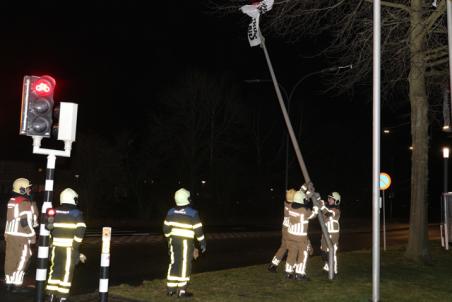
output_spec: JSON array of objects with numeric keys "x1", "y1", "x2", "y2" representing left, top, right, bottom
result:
[
  {"x1": 193, "y1": 248, "x2": 200, "y2": 260},
  {"x1": 201, "y1": 243, "x2": 206, "y2": 254},
  {"x1": 73, "y1": 249, "x2": 81, "y2": 265},
  {"x1": 79, "y1": 253, "x2": 87, "y2": 264}
]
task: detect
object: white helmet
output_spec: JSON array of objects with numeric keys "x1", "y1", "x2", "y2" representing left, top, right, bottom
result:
[
  {"x1": 60, "y1": 188, "x2": 78, "y2": 205},
  {"x1": 293, "y1": 190, "x2": 307, "y2": 204},
  {"x1": 328, "y1": 192, "x2": 341, "y2": 205},
  {"x1": 13, "y1": 178, "x2": 32, "y2": 195},
  {"x1": 174, "y1": 188, "x2": 190, "y2": 206}
]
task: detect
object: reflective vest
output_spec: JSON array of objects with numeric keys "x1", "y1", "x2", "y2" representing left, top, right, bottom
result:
[
  {"x1": 49, "y1": 204, "x2": 86, "y2": 248},
  {"x1": 287, "y1": 205, "x2": 318, "y2": 239},
  {"x1": 321, "y1": 206, "x2": 341, "y2": 234},
  {"x1": 4, "y1": 196, "x2": 35, "y2": 238},
  {"x1": 163, "y1": 206, "x2": 206, "y2": 245}
]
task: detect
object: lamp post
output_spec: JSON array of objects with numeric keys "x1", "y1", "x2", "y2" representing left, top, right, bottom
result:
[
  {"x1": 245, "y1": 64, "x2": 352, "y2": 189},
  {"x1": 443, "y1": 147, "x2": 450, "y2": 250},
  {"x1": 443, "y1": 147, "x2": 449, "y2": 193}
]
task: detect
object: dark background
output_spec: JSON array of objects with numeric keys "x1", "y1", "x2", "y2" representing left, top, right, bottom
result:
[{"x1": 0, "y1": 1, "x2": 449, "y2": 228}]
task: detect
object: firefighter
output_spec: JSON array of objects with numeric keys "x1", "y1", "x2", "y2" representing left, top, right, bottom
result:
[
  {"x1": 320, "y1": 191, "x2": 341, "y2": 275},
  {"x1": 285, "y1": 190, "x2": 318, "y2": 281},
  {"x1": 163, "y1": 188, "x2": 206, "y2": 298},
  {"x1": 4, "y1": 178, "x2": 37, "y2": 293},
  {"x1": 267, "y1": 188, "x2": 296, "y2": 272},
  {"x1": 45, "y1": 188, "x2": 86, "y2": 302}
]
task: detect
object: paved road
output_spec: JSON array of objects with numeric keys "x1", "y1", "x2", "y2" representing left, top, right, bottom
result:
[{"x1": 0, "y1": 223, "x2": 441, "y2": 301}]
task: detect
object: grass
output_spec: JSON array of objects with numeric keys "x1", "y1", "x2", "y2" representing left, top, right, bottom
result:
[{"x1": 110, "y1": 243, "x2": 452, "y2": 301}]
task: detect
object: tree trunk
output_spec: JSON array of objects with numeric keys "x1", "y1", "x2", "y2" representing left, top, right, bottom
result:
[{"x1": 405, "y1": 0, "x2": 431, "y2": 263}]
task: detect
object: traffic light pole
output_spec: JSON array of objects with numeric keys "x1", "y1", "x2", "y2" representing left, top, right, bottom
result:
[{"x1": 33, "y1": 137, "x2": 74, "y2": 302}]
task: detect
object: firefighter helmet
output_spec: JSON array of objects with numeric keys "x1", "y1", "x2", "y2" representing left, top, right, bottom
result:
[
  {"x1": 60, "y1": 188, "x2": 79, "y2": 205},
  {"x1": 12, "y1": 178, "x2": 32, "y2": 195},
  {"x1": 328, "y1": 192, "x2": 341, "y2": 205},
  {"x1": 285, "y1": 189, "x2": 296, "y2": 203},
  {"x1": 293, "y1": 190, "x2": 307, "y2": 204},
  {"x1": 175, "y1": 188, "x2": 190, "y2": 206}
]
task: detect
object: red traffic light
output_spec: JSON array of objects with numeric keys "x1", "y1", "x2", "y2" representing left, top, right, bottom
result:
[
  {"x1": 46, "y1": 208, "x2": 56, "y2": 217},
  {"x1": 32, "y1": 78, "x2": 54, "y2": 97}
]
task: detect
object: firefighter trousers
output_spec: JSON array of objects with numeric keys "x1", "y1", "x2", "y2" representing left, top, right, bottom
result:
[
  {"x1": 167, "y1": 237, "x2": 194, "y2": 291},
  {"x1": 46, "y1": 246, "x2": 77, "y2": 298},
  {"x1": 285, "y1": 237, "x2": 310, "y2": 275},
  {"x1": 271, "y1": 228, "x2": 288, "y2": 266},
  {"x1": 4, "y1": 236, "x2": 32, "y2": 286},
  {"x1": 321, "y1": 233, "x2": 339, "y2": 273}
]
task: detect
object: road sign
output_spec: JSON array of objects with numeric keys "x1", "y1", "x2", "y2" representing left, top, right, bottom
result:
[{"x1": 380, "y1": 172, "x2": 391, "y2": 191}]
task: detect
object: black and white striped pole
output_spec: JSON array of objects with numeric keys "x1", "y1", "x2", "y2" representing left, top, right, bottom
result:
[
  {"x1": 35, "y1": 153, "x2": 56, "y2": 302},
  {"x1": 99, "y1": 227, "x2": 112, "y2": 302}
]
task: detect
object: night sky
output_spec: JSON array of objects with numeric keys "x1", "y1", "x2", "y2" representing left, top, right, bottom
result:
[{"x1": 0, "y1": 1, "x2": 448, "y2": 223}]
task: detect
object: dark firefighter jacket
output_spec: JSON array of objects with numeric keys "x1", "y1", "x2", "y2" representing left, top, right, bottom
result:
[
  {"x1": 163, "y1": 206, "x2": 206, "y2": 248},
  {"x1": 48, "y1": 204, "x2": 86, "y2": 249}
]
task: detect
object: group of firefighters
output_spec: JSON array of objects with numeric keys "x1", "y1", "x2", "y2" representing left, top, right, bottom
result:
[
  {"x1": 3, "y1": 177, "x2": 86, "y2": 302},
  {"x1": 267, "y1": 188, "x2": 341, "y2": 280},
  {"x1": 160, "y1": 186, "x2": 341, "y2": 297},
  {"x1": 2, "y1": 179, "x2": 340, "y2": 300}
]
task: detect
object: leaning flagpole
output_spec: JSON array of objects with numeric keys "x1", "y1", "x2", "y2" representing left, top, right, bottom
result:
[
  {"x1": 258, "y1": 30, "x2": 335, "y2": 282},
  {"x1": 239, "y1": 0, "x2": 335, "y2": 280},
  {"x1": 372, "y1": 0, "x2": 381, "y2": 300}
]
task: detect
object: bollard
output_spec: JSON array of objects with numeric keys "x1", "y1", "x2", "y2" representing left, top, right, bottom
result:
[{"x1": 99, "y1": 227, "x2": 111, "y2": 302}]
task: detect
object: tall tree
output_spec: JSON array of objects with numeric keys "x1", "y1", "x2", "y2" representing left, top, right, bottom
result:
[
  {"x1": 148, "y1": 69, "x2": 246, "y2": 213},
  {"x1": 211, "y1": 0, "x2": 449, "y2": 262}
]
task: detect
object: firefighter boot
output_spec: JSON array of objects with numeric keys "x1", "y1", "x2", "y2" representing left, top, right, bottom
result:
[
  {"x1": 267, "y1": 263, "x2": 277, "y2": 273},
  {"x1": 46, "y1": 295, "x2": 55, "y2": 302},
  {"x1": 167, "y1": 287, "x2": 177, "y2": 297},
  {"x1": 177, "y1": 289, "x2": 194, "y2": 298},
  {"x1": 284, "y1": 272, "x2": 294, "y2": 279}
]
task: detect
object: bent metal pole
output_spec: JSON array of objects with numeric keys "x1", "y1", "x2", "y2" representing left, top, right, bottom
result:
[{"x1": 259, "y1": 32, "x2": 335, "y2": 280}]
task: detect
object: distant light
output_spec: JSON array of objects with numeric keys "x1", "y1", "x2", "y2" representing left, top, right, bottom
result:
[
  {"x1": 409, "y1": 146, "x2": 413, "y2": 150},
  {"x1": 201, "y1": 180, "x2": 206, "y2": 185},
  {"x1": 383, "y1": 129, "x2": 390, "y2": 134},
  {"x1": 443, "y1": 147, "x2": 450, "y2": 159},
  {"x1": 443, "y1": 125, "x2": 450, "y2": 130},
  {"x1": 74, "y1": 174, "x2": 80, "y2": 178},
  {"x1": 38, "y1": 168, "x2": 43, "y2": 172},
  {"x1": 270, "y1": 188, "x2": 274, "y2": 192}
]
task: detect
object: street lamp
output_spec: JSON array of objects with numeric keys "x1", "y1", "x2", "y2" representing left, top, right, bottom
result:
[
  {"x1": 245, "y1": 64, "x2": 352, "y2": 189},
  {"x1": 443, "y1": 147, "x2": 449, "y2": 193}
]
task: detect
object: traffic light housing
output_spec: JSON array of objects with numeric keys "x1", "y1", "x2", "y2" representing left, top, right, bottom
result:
[{"x1": 20, "y1": 75, "x2": 56, "y2": 137}]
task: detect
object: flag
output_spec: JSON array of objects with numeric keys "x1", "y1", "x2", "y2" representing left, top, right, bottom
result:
[{"x1": 240, "y1": 0, "x2": 274, "y2": 47}]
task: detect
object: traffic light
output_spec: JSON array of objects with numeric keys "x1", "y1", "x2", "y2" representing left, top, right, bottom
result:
[{"x1": 19, "y1": 75, "x2": 56, "y2": 137}]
